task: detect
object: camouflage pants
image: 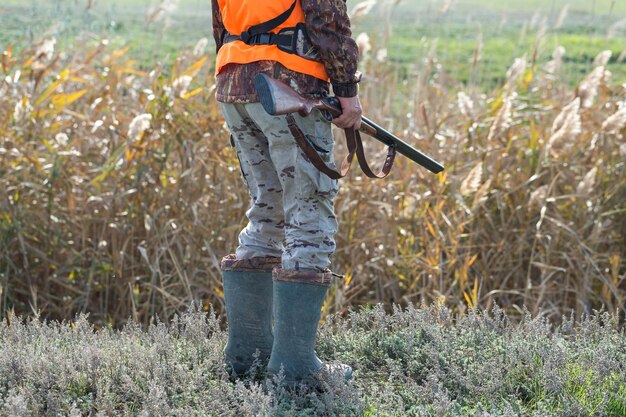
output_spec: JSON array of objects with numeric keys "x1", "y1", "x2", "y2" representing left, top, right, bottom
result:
[{"x1": 221, "y1": 102, "x2": 338, "y2": 272}]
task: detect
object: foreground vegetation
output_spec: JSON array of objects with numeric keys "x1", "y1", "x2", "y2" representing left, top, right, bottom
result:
[{"x1": 0, "y1": 305, "x2": 624, "y2": 416}]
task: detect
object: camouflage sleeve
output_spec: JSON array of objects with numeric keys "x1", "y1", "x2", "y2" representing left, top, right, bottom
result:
[
  {"x1": 301, "y1": 0, "x2": 360, "y2": 96},
  {"x1": 211, "y1": 0, "x2": 225, "y2": 53}
]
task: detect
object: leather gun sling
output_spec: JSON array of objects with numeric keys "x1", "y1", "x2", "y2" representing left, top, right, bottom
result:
[
  {"x1": 286, "y1": 114, "x2": 355, "y2": 179},
  {"x1": 286, "y1": 114, "x2": 397, "y2": 180},
  {"x1": 349, "y1": 127, "x2": 397, "y2": 179}
]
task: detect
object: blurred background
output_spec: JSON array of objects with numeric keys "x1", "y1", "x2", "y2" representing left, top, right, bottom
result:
[{"x1": 2, "y1": 0, "x2": 625, "y2": 86}]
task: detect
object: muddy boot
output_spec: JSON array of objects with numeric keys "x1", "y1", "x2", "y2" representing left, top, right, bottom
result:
[
  {"x1": 221, "y1": 255, "x2": 280, "y2": 378},
  {"x1": 267, "y1": 268, "x2": 352, "y2": 387}
]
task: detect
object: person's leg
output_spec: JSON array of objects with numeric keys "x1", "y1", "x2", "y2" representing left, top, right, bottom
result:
[
  {"x1": 243, "y1": 104, "x2": 350, "y2": 385},
  {"x1": 221, "y1": 103, "x2": 285, "y2": 259},
  {"x1": 220, "y1": 255, "x2": 279, "y2": 377},
  {"x1": 219, "y1": 103, "x2": 285, "y2": 377},
  {"x1": 269, "y1": 268, "x2": 354, "y2": 386},
  {"x1": 246, "y1": 104, "x2": 338, "y2": 272}
]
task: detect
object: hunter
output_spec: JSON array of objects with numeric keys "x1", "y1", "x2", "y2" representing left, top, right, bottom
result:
[{"x1": 211, "y1": 0, "x2": 362, "y2": 385}]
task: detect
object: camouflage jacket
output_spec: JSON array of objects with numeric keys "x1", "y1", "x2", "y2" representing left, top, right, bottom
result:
[{"x1": 211, "y1": 0, "x2": 359, "y2": 103}]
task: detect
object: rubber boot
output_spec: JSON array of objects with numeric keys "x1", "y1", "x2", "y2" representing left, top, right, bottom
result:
[
  {"x1": 267, "y1": 268, "x2": 352, "y2": 386},
  {"x1": 221, "y1": 254, "x2": 280, "y2": 378}
]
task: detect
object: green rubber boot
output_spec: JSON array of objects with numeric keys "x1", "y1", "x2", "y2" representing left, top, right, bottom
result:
[
  {"x1": 267, "y1": 269, "x2": 353, "y2": 386},
  {"x1": 221, "y1": 255, "x2": 280, "y2": 377}
]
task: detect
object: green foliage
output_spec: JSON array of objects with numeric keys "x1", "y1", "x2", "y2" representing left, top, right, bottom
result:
[{"x1": 1, "y1": 305, "x2": 624, "y2": 416}]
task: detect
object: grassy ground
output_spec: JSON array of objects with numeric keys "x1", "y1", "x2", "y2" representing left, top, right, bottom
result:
[{"x1": 0, "y1": 306, "x2": 624, "y2": 416}]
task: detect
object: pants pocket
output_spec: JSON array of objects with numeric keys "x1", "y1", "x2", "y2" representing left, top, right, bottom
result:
[
  {"x1": 232, "y1": 140, "x2": 251, "y2": 189},
  {"x1": 296, "y1": 134, "x2": 338, "y2": 198}
]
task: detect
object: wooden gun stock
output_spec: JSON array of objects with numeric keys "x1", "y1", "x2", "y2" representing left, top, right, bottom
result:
[
  {"x1": 254, "y1": 73, "x2": 444, "y2": 175},
  {"x1": 255, "y1": 73, "x2": 341, "y2": 118}
]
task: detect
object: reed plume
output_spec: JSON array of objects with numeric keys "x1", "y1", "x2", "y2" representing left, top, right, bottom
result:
[
  {"x1": 505, "y1": 56, "x2": 527, "y2": 91},
  {"x1": 12, "y1": 98, "x2": 32, "y2": 123},
  {"x1": 487, "y1": 93, "x2": 514, "y2": 142},
  {"x1": 577, "y1": 66, "x2": 608, "y2": 108},
  {"x1": 193, "y1": 38, "x2": 208, "y2": 56},
  {"x1": 355, "y1": 32, "x2": 372, "y2": 60},
  {"x1": 460, "y1": 162, "x2": 483, "y2": 196},
  {"x1": 601, "y1": 104, "x2": 626, "y2": 133},
  {"x1": 607, "y1": 18, "x2": 626, "y2": 39},
  {"x1": 350, "y1": 0, "x2": 377, "y2": 20},
  {"x1": 554, "y1": 5, "x2": 569, "y2": 29},
  {"x1": 457, "y1": 92, "x2": 474, "y2": 117},
  {"x1": 594, "y1": 50, "x2": 613, "y2": 66},
  {"x1": 128, "y1": 114, "x2": 152, "y2": 141},
  {"x1": 35, "y1": 38, "x2": 56, "y2": 61},
  {"x1": 545, "y1": 46, "x2": 565, "y2": 75},
  {"x1": 171, "y1": 75, "x2": 193, "y2": 99},
  {"x1": 546, "y1": 98, "x2": 582, "y2": 158},
  {"x1": 576, "y1": 167, "x2": 598, "y2": 196}
]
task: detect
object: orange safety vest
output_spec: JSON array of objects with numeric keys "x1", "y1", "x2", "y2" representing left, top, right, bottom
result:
[{"x1": 216, "y1": 0, "x2": 329, "y2": 81}]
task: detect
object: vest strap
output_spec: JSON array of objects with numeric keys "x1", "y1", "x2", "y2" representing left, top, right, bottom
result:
[
  {"x1": 226, "y1": 1, "x2": 297, "y2": 45},
  {"x1": 223, "y1": 32, "x2": 293, "y2": 48}
]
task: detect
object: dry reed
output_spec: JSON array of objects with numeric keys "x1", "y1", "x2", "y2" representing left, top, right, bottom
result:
[{"x1": 0, "y1": 21, "x2": 624, "y2": 327}]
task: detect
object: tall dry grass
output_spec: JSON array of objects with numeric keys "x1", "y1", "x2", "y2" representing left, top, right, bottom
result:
[{"x1": 0, "y1": 27, "x2": 624, "y2": 326}]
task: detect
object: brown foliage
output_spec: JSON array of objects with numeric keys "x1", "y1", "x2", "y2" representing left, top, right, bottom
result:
[{"x1": 1, "y1": 38, "x2": 624, "y2": 326}]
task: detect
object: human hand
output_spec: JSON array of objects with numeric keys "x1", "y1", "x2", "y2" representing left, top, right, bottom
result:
[{"x1": 332, "y1": 95, "x2": 362, "y2": 130}]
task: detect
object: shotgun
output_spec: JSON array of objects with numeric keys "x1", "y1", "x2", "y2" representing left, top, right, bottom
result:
[{"x1": 254, "y1": 73, "x2": 444, "y2": 175}]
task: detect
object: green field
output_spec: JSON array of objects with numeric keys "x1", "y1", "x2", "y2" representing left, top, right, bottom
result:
[
  {"x1": 1, "y1": 0, "x2": 625, "y2": 86},
  {"x1": 398, "y1": 0, "x2": 626, "y2": 14},
  {"x1": 361, "y1": 0, "x2": 626, "y2": 85}
]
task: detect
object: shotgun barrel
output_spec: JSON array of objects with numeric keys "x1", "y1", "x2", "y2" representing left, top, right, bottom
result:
[
  {"x1": 360, "y1": 116, "x2": 444, "y2": 174},
  {"x1": 254, "y1": 73, "x2": 444, "y2": 174}
]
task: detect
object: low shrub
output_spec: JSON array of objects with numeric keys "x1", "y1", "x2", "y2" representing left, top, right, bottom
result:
[{"x1": 0, "y1": 304, "x2": 624, "y2": 416}]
